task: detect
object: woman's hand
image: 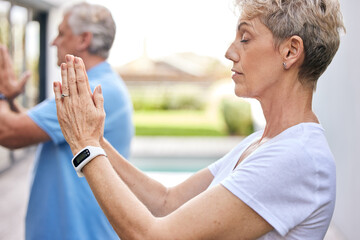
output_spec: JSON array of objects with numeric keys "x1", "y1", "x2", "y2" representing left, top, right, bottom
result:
[
  {"x1": 0, "y1": 44, "x2": 30, "y2": 100},
  {"x1": 53, "y1": 55, "x2": 105, "y2": 155}
]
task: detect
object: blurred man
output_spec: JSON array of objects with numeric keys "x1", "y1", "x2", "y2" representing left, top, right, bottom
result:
[{"x1": 0, "y1": 2, "x2": 133, "y2": 239}]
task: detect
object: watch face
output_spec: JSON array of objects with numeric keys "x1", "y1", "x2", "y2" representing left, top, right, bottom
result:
[{"x1": 73, "y1": 149, "x2": 90, "y2": 167}]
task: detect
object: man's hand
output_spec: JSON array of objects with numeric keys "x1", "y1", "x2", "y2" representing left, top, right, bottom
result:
[{"x1": 0, "y1": 44, "x2": 31, "y2": 100}]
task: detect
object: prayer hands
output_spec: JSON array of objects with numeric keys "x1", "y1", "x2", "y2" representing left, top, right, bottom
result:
[
  {"x1": 53, "y1": 55, "x2": 105, "y2": 154},
  {"x1": 0, "y1": 44, "x2": 30, "y2": 100}
]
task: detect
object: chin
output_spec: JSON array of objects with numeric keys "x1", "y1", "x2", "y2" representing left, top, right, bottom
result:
[
  {"x1": 234, "y1": 88, "x2": 246, "y2": 98},
  {"x1": 57, "y1": 54, "x2": 65, "y2": 66}
]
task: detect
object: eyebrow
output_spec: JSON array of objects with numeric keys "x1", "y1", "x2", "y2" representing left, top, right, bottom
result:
[{"x1": 237, "y1": 21, "x2": 251, "y2": 31}]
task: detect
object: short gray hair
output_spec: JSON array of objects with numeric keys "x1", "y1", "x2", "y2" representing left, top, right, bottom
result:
[
  {"x1": 236, "y1": 0, "x2": 345, "y2": 90},
  {"x1": 65, "y1": 2, "x2": 116, "y2": 59}
]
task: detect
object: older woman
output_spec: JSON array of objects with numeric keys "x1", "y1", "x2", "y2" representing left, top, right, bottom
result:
[{"x1": 54, "y1": 0, "x2": 345, "y2": 239}]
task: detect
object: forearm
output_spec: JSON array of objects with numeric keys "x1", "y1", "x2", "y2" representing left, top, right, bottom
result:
[
  {"x1": 0, "y1": 108, "x2": 22, "y2": 148},
  {"x1": 82, "y1": 156, "x2": 158, "y2": 239},
  {"x1": 8, "y1": 99, "x2": 25, "y2": 113},
  {"x1": 100, "y1": 137, "x2": 171, "y2": 216},
  {"x1": 0, "y1": 101, "x2": 49, "y2": 148},
  {"x1": 100, "y1": 137, "x2": 213, "y2": 216},
  {"x1": 82, "y1": 155, "x2": 270, "y2": 240}
]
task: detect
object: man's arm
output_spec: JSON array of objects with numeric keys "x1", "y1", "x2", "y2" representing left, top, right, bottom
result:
[
  {"x1": 0, "y1": 100, "x2": 50, "y2": 149},
  {"x1": 8, "y1": 99, "x2": 26, "y2": 113}
]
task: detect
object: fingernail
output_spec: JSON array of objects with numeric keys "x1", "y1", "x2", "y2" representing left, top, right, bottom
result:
[
  {"x1": 66, "y1": 55, "x2": 71, "y2": 62},
  {"x1": 53, "y1": 82, "x2": 57, "y2": 88},
  {"x1": 98, "y1": 85, "x2": 102, "y2": 94},
  {"x1": 75, "y1": 57, "x2": 79, "y2": 64}
]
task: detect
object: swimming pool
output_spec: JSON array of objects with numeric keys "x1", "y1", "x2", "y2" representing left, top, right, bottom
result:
[{"x1": 131, "y1": 156, "x2": 218, "y2": 186}]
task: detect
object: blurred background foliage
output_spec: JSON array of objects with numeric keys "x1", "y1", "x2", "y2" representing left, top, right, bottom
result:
[
  {"x1": 119, "y1": 52, "x2": 256, "y2": 137},
  {"x1": 127, "y1": 82, "x2": 254, "y2": 137},
  {"x1": 220, "y1": 97, "x2": 254, "y2": 136}
]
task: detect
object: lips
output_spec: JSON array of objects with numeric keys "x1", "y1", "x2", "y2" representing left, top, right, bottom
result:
[{"x1": 231, "y1": 68, "x2": 243, "y2": 75}]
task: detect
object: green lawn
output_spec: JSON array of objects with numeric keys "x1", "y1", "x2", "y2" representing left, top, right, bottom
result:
[{"x1": 133, "y1": 110, "x2": 226, "y2": 136}]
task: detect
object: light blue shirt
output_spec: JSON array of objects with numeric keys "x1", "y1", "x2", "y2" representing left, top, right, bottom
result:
[{"x1": 26, "y1": 62, "x2": 133, "y2": 240}]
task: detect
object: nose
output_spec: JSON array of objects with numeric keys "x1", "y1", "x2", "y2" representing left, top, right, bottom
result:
[
  {"x1": 51, "y1": 36, "x2": 58, "y2": 47},
  {"x1": 225, "y1": 42, "x2": 239, "y2": 62}
]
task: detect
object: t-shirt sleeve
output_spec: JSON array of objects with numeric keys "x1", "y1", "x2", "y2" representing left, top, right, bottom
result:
[
  {"x1": 208, "y1": 156, "x2": 226, "y2": 177},
  {"x1": 220, "y1": 141, "x2": 318, "y2": 236},
  {"x1": 27, "y1": 98, "x2": 66, "y2": 144},
  {"x1": 208, "y1": 143, "x2": 242, "y2": 177}
]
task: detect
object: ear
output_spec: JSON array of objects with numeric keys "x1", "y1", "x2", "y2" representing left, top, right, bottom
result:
[
  {"x1": 280, "y1": 36, "x2": 304, "y2": 70},
  {"x1": 76, "y1": 32, "x2": 93, "y2": 52}
]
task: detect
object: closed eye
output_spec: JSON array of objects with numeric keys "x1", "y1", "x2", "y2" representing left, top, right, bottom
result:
[{"x1": 240, "y1": 32, "x2": 250, "y2": 43}]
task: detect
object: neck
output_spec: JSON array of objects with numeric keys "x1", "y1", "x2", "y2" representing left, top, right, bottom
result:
[
  {"x1": 79, "y1": 52, "x2": 106, "y2": 71},
  {"x1": 258, "y1": 80, "x2": 318, "y2": 140}
]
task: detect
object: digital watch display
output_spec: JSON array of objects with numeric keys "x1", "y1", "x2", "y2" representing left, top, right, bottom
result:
[
  {"x1": 73, "y1": 149, "x2": 90, "y2": 167},
  {"x1": 71, "y1": 146, "x2": 107, "y2": 177}
]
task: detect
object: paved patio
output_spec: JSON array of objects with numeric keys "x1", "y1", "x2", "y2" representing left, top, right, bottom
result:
[{"x1": 0, "y1": 137, "x2": 344, "y2": 239}]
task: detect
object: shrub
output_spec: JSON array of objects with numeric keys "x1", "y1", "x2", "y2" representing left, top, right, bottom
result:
[
  {"x1": 220, "y1": 97, "x2": 254, "y2": 136},
  {"x1": 130, "y1": 87, "x2": 206, "y2": 111}
]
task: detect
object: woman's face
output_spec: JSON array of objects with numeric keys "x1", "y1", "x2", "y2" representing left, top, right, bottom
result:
[{"x1": 225, "y1": 17, "x2": 284, "y2": 99}]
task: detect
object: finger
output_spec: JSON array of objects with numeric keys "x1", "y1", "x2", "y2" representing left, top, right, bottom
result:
[
  {"x1": 0, "y1": 45, "x2": 8, "y2": 69},
  {"x1": 66, "y1": 55, "x2": 78, "y2": 96},
  {"x1": 2, "y1": 46, "x2": 15, "y2": 80},
  {"x1": 18, "y1": 71, "x2": 31, "y2": 90},
  {"x1": 60, "y1": 63, "x2": 69, "y2": 96},
  {"x1": 53, "y1": 81, "x2": 63, "y2": 106},
  {"x1": 74, "y1": 57, "x2": 90, "y2": 96},
  {"x1": 93, "y1": 85, "x2": 104, "y2": 110},
  {"x1": 0, "y1": 46, "x2": 15, "y2": 82},
  {"x1": 82, "y1": 58, "x2": 92, "y2": 97},
  {"x1": 75, "y1": 57, "x2": 92, "y2": 96},
  {"x1": 0, "y1": 45, "x2": 5, "y2": 68}
]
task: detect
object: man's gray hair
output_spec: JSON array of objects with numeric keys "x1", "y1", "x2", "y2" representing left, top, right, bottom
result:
[{"x1": 65, "y1": 2, "x2": 116, "y2": 59}]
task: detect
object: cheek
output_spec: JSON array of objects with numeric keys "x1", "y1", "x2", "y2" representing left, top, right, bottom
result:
[
  {"x1": 245, "y1": 49, "x2": 280, "y2": 77},
  {"x1": 56, "y1": 39, "x2": 65, "y2": 49}
]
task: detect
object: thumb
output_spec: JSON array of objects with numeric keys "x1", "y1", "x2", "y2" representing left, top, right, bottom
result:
[
  {"x1": 93, "y1": 85, "x2": 104, "y2": 110},
  {"x1": 19, "y1": 71, "x2": 31, "y2": 90}
]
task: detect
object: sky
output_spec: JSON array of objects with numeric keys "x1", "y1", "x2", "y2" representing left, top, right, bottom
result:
[{"x1": 85, "y1": 0, "x2": 239, "y2": 66}]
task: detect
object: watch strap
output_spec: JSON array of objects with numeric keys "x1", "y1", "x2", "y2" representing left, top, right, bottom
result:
[
  {"x1": 72, "y1": 146, "x2": 107, "y2": 177},
  {"x1": 0, "y1": 93, "x2": 7, "y2": 100}
]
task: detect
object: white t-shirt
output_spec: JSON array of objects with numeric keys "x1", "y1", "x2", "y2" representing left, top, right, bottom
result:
[{"x1": 208, "y1": 123, "x2": 335, "y2": 240}]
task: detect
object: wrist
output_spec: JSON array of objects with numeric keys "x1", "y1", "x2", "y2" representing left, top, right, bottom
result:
[
  {"x1": 70, "y1": 140, "x2": 101, "y2": 155},
  {"x1": 99, "y1": 136, "x2": 106, "y2": 147},
  {"x1": 0, "y1": 93, "x2": 7, "y2": 101},
  {"x1": 72, "y1": 146, "x2": 107, "y2": 177},
  {"x1": 0, "y1": 92, "x2": 17, "y2": 102},
  {"x1": 7, "y1": 99, "x2": 18, "y2": 112}
]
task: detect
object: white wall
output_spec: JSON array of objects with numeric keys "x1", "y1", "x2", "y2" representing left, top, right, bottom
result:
[{"x1": 313, "y1": 0, "x2": 360, "y2": 239}]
